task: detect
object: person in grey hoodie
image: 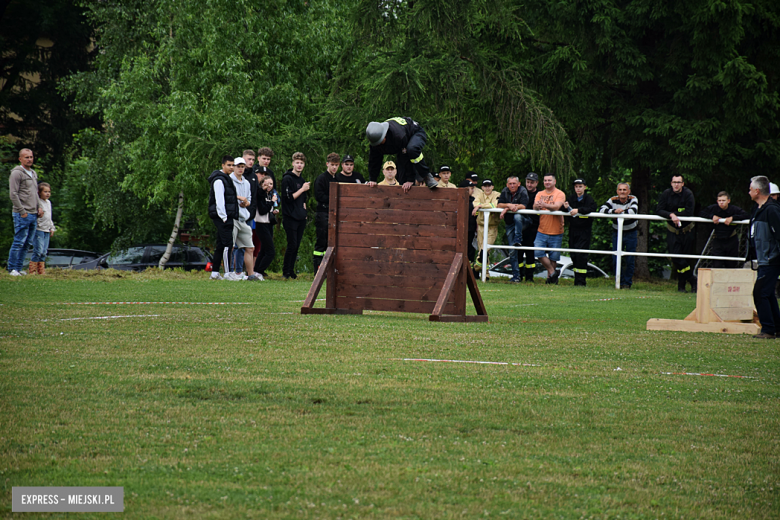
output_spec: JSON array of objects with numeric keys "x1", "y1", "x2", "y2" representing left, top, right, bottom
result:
[{"x1": 7, "y1": 148, "x2": 42, "y2": 276}]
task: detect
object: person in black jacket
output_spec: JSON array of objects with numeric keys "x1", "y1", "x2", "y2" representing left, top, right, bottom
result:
[
  {"x1": 281, "y1": 152, "x2": 310, "y2": 279},
  {"x1": 313, "y1": 153, "x2": 340, "y2": 271},
  {"x1": 563, "y1": 178, "x2": 598, "y2": 286},
  {"x1": 656, "y1": 175, "x2": 697, "y2": 293},
  {"x1": 207, "y1": 155, "x2": 240, "y2": 280},
  {"x1": 254, "y1": 176, "x2": 278, "y2": 277},
  {"x1": 460, "y1": 179, "x2": 478, "y2": 265},
  {"x1": 699, "y1": 191, "x2": 749, "y2": 268},
  {"x1": 748, "y1": 175, "x2": 780, "y2": 338},
  {"x1": 521, "y1": 173, "x2": 541, "y2": 281},
  {"x1": 365, "y1": 117, "x2": 437, "y2": 192},
  {"x1": 336, "y1": 154, "x2": 365, "y2": 184},
  {"x1": 497, "y1": 176, "x2": 530, "y2": 283}
]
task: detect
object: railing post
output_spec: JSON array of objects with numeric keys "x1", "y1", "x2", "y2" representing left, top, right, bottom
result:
[
  {"x1": 615, "y1": 216, "x2": 624, "y2": 289},
  {"x1": 481, "y1": 210, "x2": 489, "y2": 282}
]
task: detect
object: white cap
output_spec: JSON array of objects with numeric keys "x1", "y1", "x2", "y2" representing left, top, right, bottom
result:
[
  {"x1": 771, "y1": 183, "x2": 780, "y2": 195},
  {"x1": 234, "y1": 157, "x2": 246, "y2": 166}
]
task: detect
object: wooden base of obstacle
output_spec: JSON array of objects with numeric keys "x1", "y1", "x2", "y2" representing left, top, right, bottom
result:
[
  {"x1": 646, "y1": 268, "x2": 760, "y2": 334},
  {"x1": 301, "y1": 184, "x2": 488, "y2": 322}
]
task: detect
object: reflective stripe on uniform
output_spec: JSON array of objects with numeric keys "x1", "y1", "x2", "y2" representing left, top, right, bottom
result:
[
  {"x1": 573, "y1": 268, "x2": 587, "y2": 274},
  {"x1": 410, "y1": 152, "x2": 424, "y2": 164},
  {"x1": 386, "y1": 117, "x2": 407, "y2": 125},
  {"x1": 679, "y1": 265, "x2": 691, "y2": 273},
  {"x1": 313, "y1": 250, "x2": 325, "y2": 256},
  {"x1": 526, "y1": 263, "x2": 535, "y2": 269}
]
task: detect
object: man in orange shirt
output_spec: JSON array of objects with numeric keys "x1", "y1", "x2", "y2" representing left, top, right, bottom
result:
[{"x1": 533, "y1": 173, "x2": 566, "y2": 284}]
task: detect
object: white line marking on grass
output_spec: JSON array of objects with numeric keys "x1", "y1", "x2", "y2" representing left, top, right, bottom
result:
[
  {"x1": 588, "y1": 296, "x2": 657, "y2": 302},
  {"x1": 58, "y1": 315, "x2": 160, "y2": 321},
  {"x1": 660, "y1": 371, "x2": 756, "y2": 379},
  {"x1": 290, "y1": 299, "x2": 325, "y2": 303},
  {"x1": 399, "y1": 358, "x2": 541, "y2": 367},
  {"x1": 55, "y1": 302, "x2": 251, "y2": 305}
]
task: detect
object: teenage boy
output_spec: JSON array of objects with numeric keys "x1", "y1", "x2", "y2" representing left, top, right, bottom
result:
[
  {"x1": 231, "y1": 158, "x2": 262, "y2": 280},
  {"x1": 281, "y1": 152, "x2": 310, "y2": 279},
  {"x1": 461, "y1": 179, "x2": 478, "y2": 264},
  {"x1": 437, "y1": 166, "x2": 457, "y2": 188},
  {"x1": 313, "y1": 153, "x2": 340, "y2": 271},
  {"x1": 336, "y1": 154, "x2": 365, "y2": 184},
  {"x1": 699, "y1": 191, "x2": 749, "y2": 268},
  {"x1": 533, "y1": 173, "x2": 566, "y2": 284},
  {"x1": 242, "y1": 149, "x2": 261, "y2": 262},
  {"x1": 253, "y1": 147, "x2": 278, "y2": 272},
  {"x1": 378, "y1": 161, "x2": 400, "y2": 186},
  {"x1": 208, "y1": 155, "x2": 240, "y2": 280},
  {"x1": 474, "y1": 179, "x2": 500, "y2": 272},
  {"x1": 521, "y1": 173, "x2": 541, "y2": 281},
  {"x1": 497, "y1": 176, "x2": 530, "y2": 283},
  {"x1": 562, "y1": 178, "x2": 597, "y2": 286}
]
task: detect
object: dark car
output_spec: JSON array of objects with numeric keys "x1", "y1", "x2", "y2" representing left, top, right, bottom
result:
[
  {"x1": 75, "y1": 244, "x2": 212, "y2": 271},
  {"x1": 24, "y1": 249, "x2": 101, "y2": 269}
]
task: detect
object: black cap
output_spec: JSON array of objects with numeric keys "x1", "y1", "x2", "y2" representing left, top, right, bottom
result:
[
  {"x1": 482, "y1": 179, "x2": 493, "y2": 186},
  {"x1": 468, "y1": 171, "x2": 479, "y2": 181},
  {"x1": 439, "y1": 165, "x2": 451, "y2": 172},
  {"x1": 433, "y1": 171, "x2": 441, "y2": 178},
  {"x1": 342, "y1": 154, "x2": 354, "y2": 163},
  {"x1": 573, "y1": 177, "x2": 586, "y2": 185},
  {"x1": 458, "y1": 179, "x2": 472, "y2": 188},
  {"x1": 526, "y1": 172, "x2": 538, "y2": 181}
]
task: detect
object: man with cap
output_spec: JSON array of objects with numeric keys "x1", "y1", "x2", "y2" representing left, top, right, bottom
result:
[
  {"x1": 656, "y1": 174, "x2": 697, "y2": 293},
  {"x1": 497, "y1": 176, "x2": 530, "y2": 282},
  {"x1": 313, "y1": 153, "x2": 341, "y2": 271},
  {"x1": 336, "y1": 154, "x2": 365, "y2": 184},
  {"x1": 437, "y1": 166, "x2": 457, "y2": 188},
  {"x1": 365, "y1": 117, "x2": 438, "y2": 192},
  {"x1": 230, "y1": 157, "x2": 262, "y2": 280},
  {"x1": 600, "y1": 182, "x2": 639, "y2": 289},
  {"x1": 467, "y1": 171, "x2": 483, "y2": 198},
  {"x1": 520, "y1": 173, "x2": 541, "y2": 281},
  {"x1": 562, "y1": 178, "x2": 598, "y2": 286},
  {"x1": 378, "y1": 161, "x2": 400, "y2": 186},
  {"x1": 473, "y1": 178, "x2": 501, "y2": 272},
  {"x1": 770, "y1": 182, "x2": 780, "y2": 201}
]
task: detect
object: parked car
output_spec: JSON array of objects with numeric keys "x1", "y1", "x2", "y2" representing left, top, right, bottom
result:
[
  {"x1": 488, "y1": 251, "x2": 609, "y2": 280},
  {"x1": 23, "y1": 249, "x2": 101, "y2": 269},
  {"x1": 75, "y1": 244, "x2": 212, "y2": 271}
]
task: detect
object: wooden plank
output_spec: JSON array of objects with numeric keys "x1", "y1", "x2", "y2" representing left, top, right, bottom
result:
[
  {"x1": 712, "y1": 308, "x2": 754, "y2": 321},
  {"x1": 335, "y1": 259, "x2": 452, "y2": 277},
  {"x1": 710, "y1": 282, "x2": 754, "y2": 295},
  {"x1": 338, "y1": 221, "x2": 455, "y2": 239},
  {"x1": 339, "y1": 207, "x2": 457, "y2": 227},
  {"x1": 335, "y1": 296, "x2": 459, "y2": 315},
  {"x1": 432, "y1": 254, "x2": 463, "y2": 318},
  {"x1": 301, "y1": 246, "x2": 333, "y2": 310},
  {"x1": 337, "y1": 184, "x2": 463, "y2": 201},
  {"x1": 336, "y1": 246, "x2": 455, "y2": 265},
  {"x1": 301, "y1": 308, "x2": 363, "y2": 315},
  {"x1": 336, "y1": 283, "x2": 452, "y2": 302},
  {"x1": 695, "y1": 269, "x2": 712, "y2": 324},
  {"x1": 338, "y1": 233, "x2": 457, "y2": 251},
  {"x1": 339, "y1": 196, "x2": 458, "y2": 212},
  {"x1": 646, "y1": 318, "x2": 759, "y2": 335},
  {"x1": 326, "y1": 183, "x2": 340, "y2": 307},
  {"x1": 711, "y1": 296, "x2": 754, "y2": 309},
  {"x1": 453, "y1": 192, "x2": 468, "y2": 316},
  {"x1": 335, "y1": 272, "x2": 447, "y2": 289},
  {"x1": 466, "y1": 264, "x2": 488, "y2": 316},
  {"x1": 431, "y1": 315, "x2": 490, "y2": 323},
  {"x1": 703, "y1": 268, "x2": 756, "y2": 283}
]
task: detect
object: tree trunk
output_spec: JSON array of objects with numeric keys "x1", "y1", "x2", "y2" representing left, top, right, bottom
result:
[
  {"x1": 631, "y1": 166, "x2": 651, "y2": 279},
  {"x1": 159, "y1": 191, "x2": 184, "y2": 269}
]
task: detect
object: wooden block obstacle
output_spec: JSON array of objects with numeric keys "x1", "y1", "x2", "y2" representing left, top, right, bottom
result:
[
  {"x1": 646, "y1": 268, "x2": 760, "y2": 334},
  {"x1": 301, "y1": 184, "x2": 489, "y2": 322}
]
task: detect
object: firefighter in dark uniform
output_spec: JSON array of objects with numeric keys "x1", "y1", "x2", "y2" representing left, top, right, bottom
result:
[
  {"x1": 521, "y1": 172, "x2": 540, "y2": 281},
  {"x1": 562, "y1": 178, "x2": 597, "y2": 286},
  {"x1": 656, "y1": 174, "x2": 697, "y2": 292},
  {"x1": 365, "y1": 117, "x2": 438, "y2": 192},
  {"x1": 312, "y1": 153, "x2": 340, "y2": 271}
]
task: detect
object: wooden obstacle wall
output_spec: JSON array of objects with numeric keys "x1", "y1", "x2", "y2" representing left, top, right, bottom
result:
[{"x1": 301, "y1": 183, "x2": 488, "y2": 322}]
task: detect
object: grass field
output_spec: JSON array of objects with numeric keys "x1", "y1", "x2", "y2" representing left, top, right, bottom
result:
[{"x1": 1, "y1": 270, "x2": 778, "y2": 519}]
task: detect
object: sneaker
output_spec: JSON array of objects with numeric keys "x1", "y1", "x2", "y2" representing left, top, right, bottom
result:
[
  {"x1": 210, "y1": 272, "x2": 223, "y2": 280},
  {"x1": 423, "y1": 173, "x2": 439, "y2": 189},
  {"x1": 18, "y1": 270, "x2": 27, "y2": 276},
  {"x1": 240, "y1": 274, "x2": 248, "y2": 281},
  {"x1": 753, "y1": 332, "x2": 776, "y2": 339},
  {"x1": 223, "y1": 272, "x2": 243, "y2": 281},
  {"x1": 247, "y1": 273, "x2": 264, "y2": 281},
  {"x1": 620, "y1": 285, "x2": 631, "y2": 290},
  {"x1": 9, "y1": 270, "x2": 22, "y2": 276},
  {"x1": 546, "y1": 271, "x2": 559, "y2": 285},
  {"x1": 509, "y1": 277, "x2": 521, "y2": 283}
]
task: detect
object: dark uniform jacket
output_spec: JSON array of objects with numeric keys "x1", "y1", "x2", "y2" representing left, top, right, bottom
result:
[
  {"x1": 700, "y1": 204, "x2": 749, "y2": 239},
  {"x1": 749, "y1": 199, "x2": 780, "y2": 266},
  {"x1": 208, "y1": 170, "x2": 239, "y2": 221},
  {"x1": 314, "y1": 171, "x2": 338, "y2": 213},
  {"x1": 656, "y1": 187, "x2": 695, "y2": 222},
  {"x1": 564, "y1": 193, "x2": 597, "y2": 231},
  {"x1": 367, "y1": 117, "x2": 424, "y2": 183},
  {"x1": 526, "y1": 189, "x2": 540, "y2": 228},
  {"x1": 281, "y1": 170, "x2": 308, "y2": 221}
]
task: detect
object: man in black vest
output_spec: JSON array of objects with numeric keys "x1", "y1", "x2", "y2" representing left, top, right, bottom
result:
[
  {"x1": 365, "y1": 117, "x2": 438, "y2": 192},
  {"x1": 208, "y1": 155, "x2": 240, "y2": 280}
]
